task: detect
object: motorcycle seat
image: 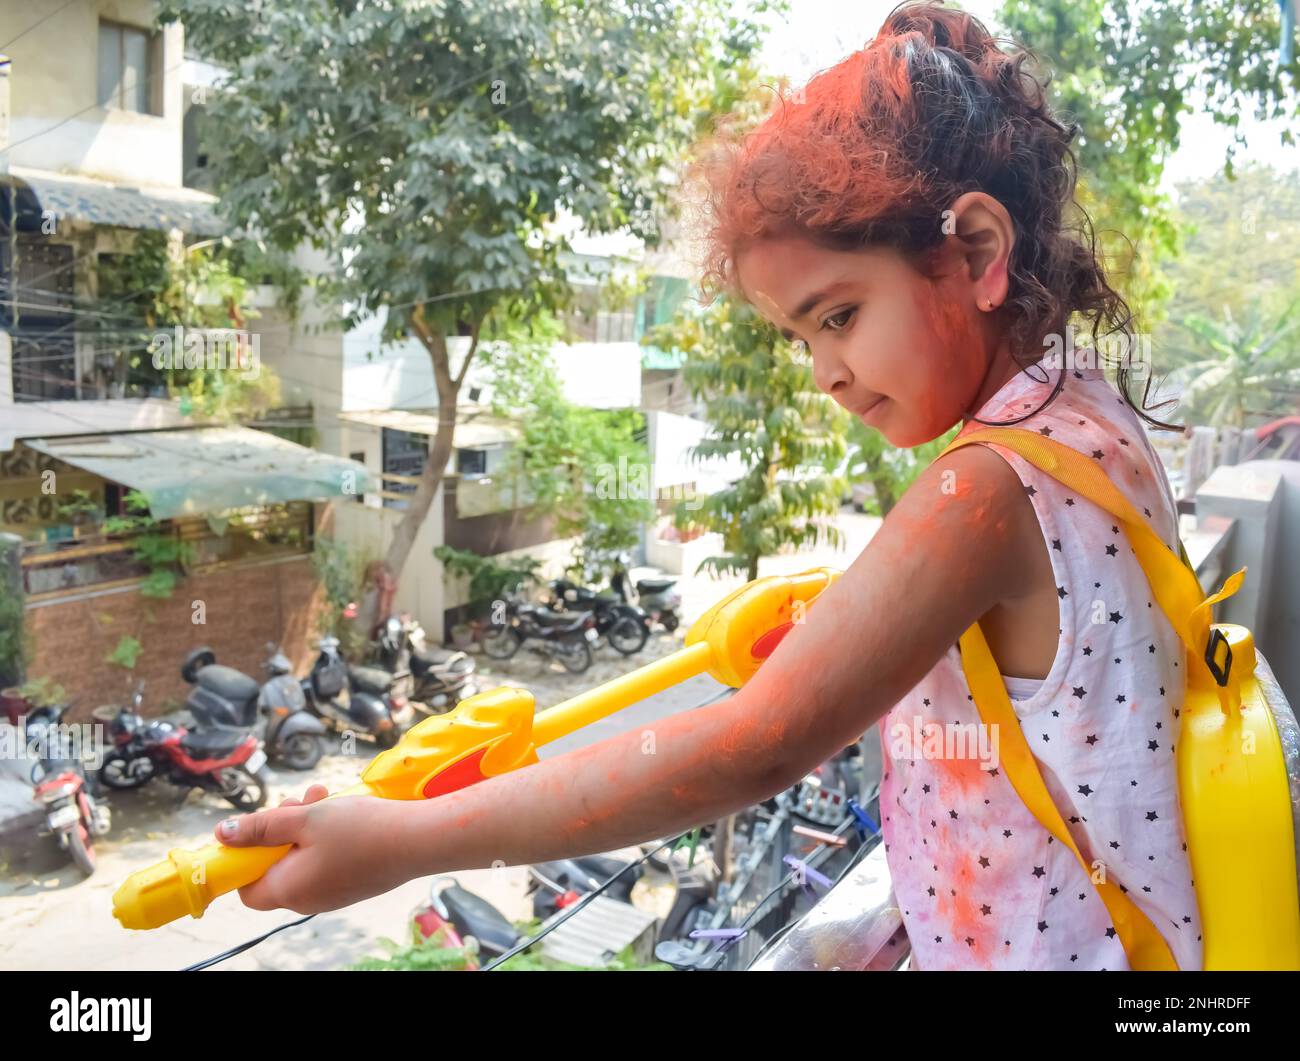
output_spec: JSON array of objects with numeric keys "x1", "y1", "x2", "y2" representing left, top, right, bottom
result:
[
  {"x1": 195, "y1": 665, "x2": 260, "y2": 706},
  {"x1": 411, "y1": 648, "x2": 473, "y2": 676},
  {"x1": 348, "y1": 664, "x2": 394, "y2": 694},
  {"x1": 636, "y1": 578, "x2": 676, "y2": 594},
  {"x1": 527, "y1": 608, "x2": 588, "y2": 632},
  {"x1": 180, "y1": 726, "x2": 248, "y2": 758}
]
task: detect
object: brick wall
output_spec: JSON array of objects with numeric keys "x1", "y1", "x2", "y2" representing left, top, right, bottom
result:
[{"x1": 24, "y1": 556, "x2": 327, "y2": 721}]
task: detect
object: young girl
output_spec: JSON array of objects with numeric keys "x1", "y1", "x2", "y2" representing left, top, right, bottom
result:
[{"x1": 216, "y1": 2, "x2": 1199, "y2": 970}]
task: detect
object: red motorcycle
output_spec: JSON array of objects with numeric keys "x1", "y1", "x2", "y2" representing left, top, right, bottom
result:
[
  {"x1": 98, "y1": 683, "x2": 270, "y2": 811},
  {"x1": 27, "y1": 702, "x2": 111, "y2": 877}
]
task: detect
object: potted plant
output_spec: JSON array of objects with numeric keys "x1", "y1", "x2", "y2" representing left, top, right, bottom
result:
[{"x1": 57, "y1": 490, "x2": 103, "y2": 541}]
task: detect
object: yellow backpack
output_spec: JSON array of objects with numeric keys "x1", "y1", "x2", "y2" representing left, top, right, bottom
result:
[{"x1": 943, "y1": 427, "x2": 1300, "y2": 971}]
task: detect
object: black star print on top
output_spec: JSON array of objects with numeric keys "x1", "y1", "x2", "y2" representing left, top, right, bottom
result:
[{"x1": 875, "y1": 358, "x2": 1200, "y2": 971}]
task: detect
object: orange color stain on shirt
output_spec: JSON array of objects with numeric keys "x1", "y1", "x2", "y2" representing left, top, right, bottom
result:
[{"x1": 932, "y1": 746, "x2": 991, "y2": 796}]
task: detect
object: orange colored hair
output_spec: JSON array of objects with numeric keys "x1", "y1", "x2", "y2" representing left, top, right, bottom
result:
[{"x1": 694, "y1": 2, "x2": 1166, "y2": 423}]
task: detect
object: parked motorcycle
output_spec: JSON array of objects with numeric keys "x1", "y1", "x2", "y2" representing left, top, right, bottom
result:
[
  {"x1": 372, "y1": 615, "x2": 478, "y2": 716},
  {"x1": 98, "y1": 683, "x2": 270, "y2": 811},
  {"x1": 547, "y1": 578, "x2": 650, "y2": 656},
  {"x1": 482, "y1": 597, "x2": 599, "y2": 674},
  {"x1": 180, "y1": 645, "x2": 327, "y2": 770},
  {"x1": 26, "y1": 702, "x2": 111, "y2": 877},
  {"x1": 302, "y1": 634, "x2": 414, "y2": 749},
  {"x1": 610, "y1": 560, "x2": 682, "y2": 633}
]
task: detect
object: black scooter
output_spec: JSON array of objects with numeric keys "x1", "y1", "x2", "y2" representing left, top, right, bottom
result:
[
  {"x1": 302, "y1": 634, "x2": 414, "y2": 749},
  {"x1": 372, "y1": 615, "x2": 479, "y2": 716},
  {"x1": 181, "y1": 646, "x2": 328, "y2": 770}
]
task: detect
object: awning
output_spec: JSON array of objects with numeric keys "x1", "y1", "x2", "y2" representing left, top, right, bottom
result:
[
  {"x1": 1, "y1": 170, "x2": 224, "y2": 236},
  {"x1": 0, "y1": 397, "x2": 203, "y2": 453},
  {"x1": 23, "y1": 427, "x2": 373, "y2": 519},
  {"x1": 338, "y1": 408, "x2": 520, "y2": 448}
]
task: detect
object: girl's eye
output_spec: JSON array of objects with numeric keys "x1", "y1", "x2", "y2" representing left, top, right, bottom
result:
[{"x1": 822, "y1": 308, "x2": 855, "y2": 332}]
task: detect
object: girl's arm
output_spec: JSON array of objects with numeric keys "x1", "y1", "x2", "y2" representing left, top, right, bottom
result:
[{"x1": 219, "y1": 443, "x2": 1042, "y2": 914}]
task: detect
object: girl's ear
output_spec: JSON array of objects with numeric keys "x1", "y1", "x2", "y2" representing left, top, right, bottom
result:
[{"x1": 931, "y1": 192, "x2": 1015, "y2": 312}]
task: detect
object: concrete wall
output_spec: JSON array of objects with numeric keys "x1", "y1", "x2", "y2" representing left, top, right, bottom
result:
[
  {"x1": 330, "y1": 486, "x2": 447, "y2": 640},
  {"x1": 647, "y1": 408, "x2": 742, "y2": 496},
  {"x1": 1195, "y1": 460, "x2": 1300, "y2": 703},
  {"x1": 1, "y1": 1, "x2": 185, "y2": 188},
  {"x1": 333, "y1": 312, "x2": 642, "y2": 414}
]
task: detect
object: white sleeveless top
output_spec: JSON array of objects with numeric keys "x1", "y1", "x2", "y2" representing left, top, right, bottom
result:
[{"x1": 877, "y1": 360, "x2": 1202, "y2": 970}]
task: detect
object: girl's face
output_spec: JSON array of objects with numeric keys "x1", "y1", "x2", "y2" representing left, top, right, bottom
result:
[{"x1": 735, "y1": 233, "x2": 1001, "y2": 448}]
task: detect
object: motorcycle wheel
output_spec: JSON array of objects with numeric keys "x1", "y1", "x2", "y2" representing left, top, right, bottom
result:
[
  {"x1": 482, "y1": 628, "x2": 520, "y2": 660},
  {"x1": 558, "y1": 638, "x2": 593, "y2": 674},
  {"x1": 99, "y1": 751, "x2": 154, "y2": 789},
  {"x1": 279, "y1": 732, "x2": 324, "y2": 771},
  {"x1": 217, "y1": 766, "x2": 268, "y2": 811},
  {"x1": 68, "y1": 823, "x2": 96, "y2": 877},
  {"x1": 661, "y1": 612, "x2": 680, "y2": 633},
  {"x1": 608, "y1": 616, "x2": 649, "y2": 655}
]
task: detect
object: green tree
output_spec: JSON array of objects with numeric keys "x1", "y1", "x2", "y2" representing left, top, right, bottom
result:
[
  {"x1": 1157, "y1": 164, "x2": 1300, "y2": 372},
  {"x1": 844, "y1": 418, "x2": 957, "y2": 518},
  {"x1": 650, "y1": 297, "x2": 847, "y2": 582},
  {"x1": 165, "y1": 0, "x2": 767, "y2": 628},
  {"x1": 1170, "y1": 301, "x2": 1300, "y2": 427},
  {"x1": 997, "y1": 0, "x2": 1299, "y2": 326},
  {"x1": 93, "y1": 231, "x2": 282, "y2": 419},
  {"x1": 483, "y1": 316, "x2": 653, "y2": 581}
]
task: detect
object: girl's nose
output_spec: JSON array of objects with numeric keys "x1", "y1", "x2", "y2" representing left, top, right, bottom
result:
[{"x1": 812, "y1": 348, "x2": 853, "y2": 397}]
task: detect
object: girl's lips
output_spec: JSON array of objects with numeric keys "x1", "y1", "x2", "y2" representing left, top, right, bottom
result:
[{"x1": 856, "y1": 394, "x2": 887, "y2": 420}]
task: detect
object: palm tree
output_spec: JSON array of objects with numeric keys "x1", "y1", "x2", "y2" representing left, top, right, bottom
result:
[{"x1": 1173, "y1": 301, "x2": 1300, "y2": 428}]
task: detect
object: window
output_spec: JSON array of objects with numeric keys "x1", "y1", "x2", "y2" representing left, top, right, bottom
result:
[
  {"x1": 456, "y1": 448, "x2": 488, "y2": 478},
  {"x1": 349, "y1": 453, "x2": 367, "y2": 502},
  {"x1": 381, "y1": 428, "x2": 428, "y2": 510},
  {"x1": 98, "y1": 21, "x2": 160, "y2": 115},
  {"x1": 1, "y1": 240, "x2": 76, "y2": 400}
]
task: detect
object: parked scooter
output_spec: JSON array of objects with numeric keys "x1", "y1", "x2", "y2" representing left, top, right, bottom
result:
[
  {"x1": 527, "y1": 853, "x2": 644, "y2": 920},
  {"x1": 547, "y1": 578, "x2": 650, "y2": 656},
  {"x1": 372, "y1": 615, "x2": 479, "y2": 716},
  {"x1": 609, "y1": 559, "x2": 682, "y2": 633},
  {"x1": 98, "y1": 683, "x2": 270, "y2": 811},
  {"x1": 180, "y1": 645, "x2": 328, "y2": 770},
  {"x1": 412, "y1": 878, "x2": 523, "y2": 966},
  {"x1": 26, "y1": 702, "x2": 111, "y2": 877},
  {"x1": 482, "y1": 597, "x2": 599, "y2": 674},
  {"x1": 302, "y1": 634, "x2": 414, "y2": 749}
]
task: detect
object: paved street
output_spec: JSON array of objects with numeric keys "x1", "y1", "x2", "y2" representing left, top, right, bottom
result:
[{"x1": 0, "y1": 509, "x2": 880, "y2": 971}]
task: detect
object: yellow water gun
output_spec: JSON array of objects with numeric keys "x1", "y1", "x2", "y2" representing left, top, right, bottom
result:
[{"x1": 112, "y1": 568, "x2": 841, "y2": 930}]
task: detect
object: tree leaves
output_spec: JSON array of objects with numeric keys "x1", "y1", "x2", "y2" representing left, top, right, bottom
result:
[
  {"x1": 647, "y1": 297, "x2": 847, "y2": 580},
  {"x1": 164, "y1": 0, "x2": 765, "y2": 338}
]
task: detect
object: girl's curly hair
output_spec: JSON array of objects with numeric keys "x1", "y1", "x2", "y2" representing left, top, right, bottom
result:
[{"x1": 693, "y1": 1, "x2": 1171, "y2": 427}]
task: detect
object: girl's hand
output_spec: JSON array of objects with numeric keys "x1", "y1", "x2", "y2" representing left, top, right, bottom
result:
[{"x1": 214, "y1": 784, "x2": 417, "y2": 915}]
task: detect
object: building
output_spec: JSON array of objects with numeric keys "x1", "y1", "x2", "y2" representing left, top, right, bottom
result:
[{"x1": 0, "y1": 1, "x2": 368, "y2": 711}]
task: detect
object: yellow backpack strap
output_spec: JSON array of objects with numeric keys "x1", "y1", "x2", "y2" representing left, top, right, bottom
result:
[
  {"x1": 940, "y1": 426, "x2": 1223, "y2": 970},
  {"x1": 959, "y1": 622, "x2": 1178, "y2": 969},
  {"x1": 941, "y1": 427, "x2": 1243, "y2": 702}
]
